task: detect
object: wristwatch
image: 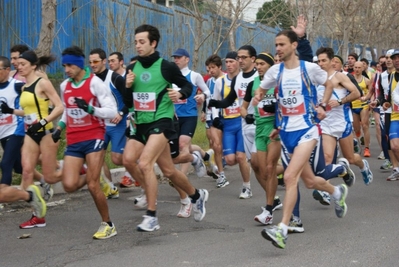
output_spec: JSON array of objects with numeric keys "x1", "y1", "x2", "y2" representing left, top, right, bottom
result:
[
  {"x1": 298, "y1": 33, "x2": 307, "y2": 40},
  {"x1": 319, "y1": 103, "x2": 327, "y2": 111},
  {"x1": 337, "y1": 99, "x2": 343, "y2": 105},
  {"x1": 118, "y1": 111, "x2": 124, "y2": 116},
  {"x1": 39, "y1": 119, "x2": 48, "y2": 126}
]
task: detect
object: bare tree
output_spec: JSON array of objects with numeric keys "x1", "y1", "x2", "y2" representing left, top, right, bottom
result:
[{"x1": 36, "y1": 0, "x2": 57, "y2": 57}]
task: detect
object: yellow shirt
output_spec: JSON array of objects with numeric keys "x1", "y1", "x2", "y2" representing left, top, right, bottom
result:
[{"x1": 351, "y1": 77, "x2": 368, "y2": 109}]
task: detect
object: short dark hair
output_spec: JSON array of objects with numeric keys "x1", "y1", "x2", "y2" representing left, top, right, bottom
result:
[
  {"x1": 238, "y1": 45, "x2": 257, "y2": 57},
  {"x1": 62, "y1": 46, "x2": 85, "y2": 58},
  {"x1": 135, "y1": 24, "x2": 160, "y2": 48},
  {"x1": 0, "y1": 56, "x2": 11, "y2": 68},
  {"x1": 90, "y1": 48, "x2": 106, "y2": 60},
  {"x1": 348, "y1": 52, "x2": 359, "y2": 61},
  {"x1": 276, "y1": 30, "x2": 298, "y2": 43},
  {"x1": 360, "y1": 58, "x2": 369, "y2": 65},
  {"x1": 316, "y1": 47, "x2": 334, "y2": 60},
  {"x1": 110, "y1": 52, "x2": 123, "y2": 61},
  {"x1": 205, "y1": 54, "x2": 222, "y2": 67},
  {"x1": 10, "y1": 44, "x2": 29, "y2": 54}
]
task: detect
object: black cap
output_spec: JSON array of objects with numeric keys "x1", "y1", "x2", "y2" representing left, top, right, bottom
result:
[
  {"x1": 225, "y1": 51, "x2": 237, "y2": 60},
  {"x1": 390, "y1": 49, "x2": 399, "y2": 59}
]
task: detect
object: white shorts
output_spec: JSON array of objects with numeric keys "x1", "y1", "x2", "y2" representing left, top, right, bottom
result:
[
  {"x1": 320, "y1": 120, "x2": 352, "y2": 139},
  {"x1": 242, "y1": 123, "x2": 256, "y2": 159}
]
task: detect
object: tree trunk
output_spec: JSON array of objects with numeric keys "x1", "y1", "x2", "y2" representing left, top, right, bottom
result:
[{"x1": 36, "y1": 0, "x2": 56, "y2": 58}]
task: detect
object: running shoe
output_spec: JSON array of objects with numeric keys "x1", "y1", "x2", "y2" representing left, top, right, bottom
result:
[
  {"x1": 93, "y1": 222, "x2": 117, "y2": 239},
  {"x1": 363, "y1": 147, "x2": 371, "y2": 157},
  {"x1": 137, "y1": 215, "x2": 160, "y2": 232},
  {"x1": 80, "y1": 164, "x2": 87, "y2": 175},
  {"x1": 378, "y1": 151, "x2": 385, "y2": 160},
  {"x1": 204, "y1": 149, "x2": 218, "y2": 179},
  {"x1": 353, "y1": 138, "x2": 361, "y2": 154},
  {"x1": 193, "y1": 189, "x2": 209, "y2": 222},
  {"x1": 380, "y1": 159, "x2": 392, "y2": 170},
  {"x1": 387, "y1": 169, "x2": 399, "y2": 181},
  {"x1": 360, "y1": 136, "x2": 365, "y2": 146},
  {"x1": 360, "y1": 159, "x2": 373, "y2": 185},
  {"x1": 337, "y1": 158, "x2": 356, "y2": 187},
  {"x1": 120, "y1": 176, "x2": 134, "y2": 188},
  {"x1": 277, "y1": 174, "x2": 285, "y2": 187},
  {"x1": 207, "y1": 164, "x2": 219, "y2": 179},
  {"x1": 272, "y1": 196, "x2": 283, "y2": 211},
  {"x1": 333, "y1": 184, "x2": 348, "y2": 218},
  {"x1": 100, "y1": 175, "x2": 111, "y2": 197},
  {"x1": 254, "y1": 207, "x2": 273, "y2": 225},
  {"x1": 40, "y1": 182, "x2": 54, "y2": 202},
  {"x1": 27, "y1": 185, "x2": 46, "y2": 218},
  {"x1": 288, "y1": 215, "x2": 304, "y2": 233},
  {"x1": 216, "y1": 175, "x2": 229, "y2": 188},
  {"x1": 192, "y1": 151, "x2": 206, "y2": 177},
  {"x1": 134, "y1": 194, "x2": 148, "y2": 209},
  {"x1": 239, "y1": 187, "x2": 252, "y2": 199},
  {"x1": 107, "y1": 186, "x2": 119, "y2": 199},
  {"x1": 19, "y1": 215, "x2": 46, "y2": 229},
  {"x1": 177, "y1": 202, "x2": 192, "y2": 218},
  {"x1": 261, "y1": 225, "x2": 287, "y2": 249},
  {"x1": 312, "y1": 190, "x2": 330, "y2": 205}
]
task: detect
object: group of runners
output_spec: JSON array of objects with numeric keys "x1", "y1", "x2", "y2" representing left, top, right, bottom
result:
[{"x1": 0, "y1": 15, "x2": 396, "y2": 249}]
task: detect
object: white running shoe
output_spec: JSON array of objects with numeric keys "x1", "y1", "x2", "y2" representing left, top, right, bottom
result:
[
  {"x1": 239, "y1": 187, "x2": 252, "y2": 199},
  {"x1": 134, "y1": 194, "x2": 148, "y2": 209},
  {"x1": 192, "y1": 151, "x2": 206, "y2": 177},
  {"x1": 254, "y1": 207, "x2": 273, "y2": 225},
  {"x1": 137, "y1": 215, "x2": 160, "y2": 232},
  {"x1": 216, "y1": 175, "x2": 229, "y2": 188},
  {"x1": 193, "y1": 189, "x2": 209, "y2": 222},
  {"x1": 177, "y1": 202, "x2": 192, "y2": 218}
]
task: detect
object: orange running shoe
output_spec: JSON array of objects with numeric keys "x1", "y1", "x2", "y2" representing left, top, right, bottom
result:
[
  {"x1": 20, "y1": 215, "x2": 46, "y2": 229},
  {"x1": 120, "y1": 176, "x2": 134, "y2": 188},
  {"x1": 363, "y1": 147, "x2": 370, "y2": 157}
]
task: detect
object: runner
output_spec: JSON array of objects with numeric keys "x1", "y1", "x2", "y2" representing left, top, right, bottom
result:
[{"x1": 108, "y1": 52, "x2": 126, "y2": 77}]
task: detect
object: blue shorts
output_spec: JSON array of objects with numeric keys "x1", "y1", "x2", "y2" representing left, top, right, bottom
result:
[
  {"x1": 105, "y1": 123, "x2": 126, "y2": 154},
  {"x1": 389, "y1": 121, "x2": 399, "y2": 140},
  {"x1": 178, "y1": 116, "x2": 197, "y2": 137},
  {"x1": 205, "y1": 120, "x2": 212, "y2": 129},
  {"x1": 222, "y1": 117, "x2": 244, "y2": 155},
  {"x1": 279, "y1": 126, "x2": 320, "y2": 154},
  {"x1": 64, "y1": 139, "x2": 105, "y2": 158},
  {"x1": 351, "y1": 108, "x2": 362, "y2": 115}
]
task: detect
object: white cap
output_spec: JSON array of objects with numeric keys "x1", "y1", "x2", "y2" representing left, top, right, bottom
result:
[
  {"x1": 386, "y1": 49, "x2": 395, "y2": 57},
  {"x1": 313, "y1": 56, "x2": 318, "y2": 62}
]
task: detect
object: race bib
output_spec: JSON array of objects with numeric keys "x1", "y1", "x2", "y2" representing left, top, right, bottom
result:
[
  {"x1": 393, "y1": 103, "x2": 399, "y2": 112},
  {"x1": 280, "y1": 95, "x2": 306, "y2": 116},
  {"x1": 24, "y1": 113, "x2": 38, "y2": 130},
  {"x1": 0, "y1": 114, "x2": 13, "y2": 126},
  {"x1": 133, "y1": 92, "x2": 156, "y2": 111},
  {"x1": 238, "y1": 88, "x2": 246, "y2": 98},
  {"x1": 257, "y1": 98, "x2": 275, "y2": 117},
  {"x1": 224, "y1": 99, "x2": 240, "y2": 116},
  {"x1": 67, "y1": 108, "x2": 92, "y2": 127}
]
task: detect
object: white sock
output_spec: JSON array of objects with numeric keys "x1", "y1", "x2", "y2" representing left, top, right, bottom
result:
[
  {"x1": 243, "y1": 182, "x2": 250, "y2": 188},
  {"x1": 180, "y1": 197, "x2": 190, "y2": 205},
  {"x1": 331, "y1": 186, "x2": 340, "y2": 200},
  {"x1": 279, "y1": 222, "x2": 288, "y2": 236}
]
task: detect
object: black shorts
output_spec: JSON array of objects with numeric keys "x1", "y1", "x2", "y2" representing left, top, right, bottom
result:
[
  {"x1": 26, "y1": 129, "x2": 54, "y2": 145},
  {"x1": 178, "y1": 116, "x2": 197, "y2": 138},
  {"x1": 169, "y1": 119, "x2": 180, "y2": 158},
  {"x1": 131, "y1": 118, "x2": 177, "y2": 145}
]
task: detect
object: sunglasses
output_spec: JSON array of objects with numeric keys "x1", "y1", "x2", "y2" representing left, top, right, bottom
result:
[{"x1": 89, "y1": 60, "x2": 102, "y2": 65}]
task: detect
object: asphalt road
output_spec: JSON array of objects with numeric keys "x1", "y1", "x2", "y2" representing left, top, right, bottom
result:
[{"x1": 1, "y1": 126, "x2": 399, "y2": 267}]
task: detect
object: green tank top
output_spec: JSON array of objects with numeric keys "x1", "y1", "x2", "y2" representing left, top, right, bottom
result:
[
  {"x1": 131, "y1": 59, "x2": 174, "y2": 124},
  {"x1": 252, "y1": 77, "x2": 275, "y2": 126}
]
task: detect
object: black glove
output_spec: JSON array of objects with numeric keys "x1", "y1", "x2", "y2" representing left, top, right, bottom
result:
[
  {"x1": 208, "y1": 99, "x2": 218, "y2": 108},
  {"x1": 74, "y1": 97, "x2": 93, "y2": 114},
  {"x1": 125, "y1": 126, "x2": 131, "y2": 138},
  {"x1": 262, "y1": 103, "x2": 276, "y2": 113},
  {"x1": 1, "y1": 101, "x2": 14, "y2": 114},
  {"x1": 52, "y1": 129, "x2": 61, "y2": 143},
  {"x1": 27, "y1": 122, "x2": 43, "y2": 135},
  {"x1": 245, "y1": 114, "x2": 255, "y2": 124},
  {"x1": 212, "y1": 117, "x2": 223, "y2": 130}
]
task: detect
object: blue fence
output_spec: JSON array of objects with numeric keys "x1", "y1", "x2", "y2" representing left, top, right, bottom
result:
[{"x1": 0, "y1": 0, "x2": 372, "y2": 75}]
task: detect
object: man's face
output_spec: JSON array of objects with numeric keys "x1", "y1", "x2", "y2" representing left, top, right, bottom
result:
[
  {"x1": 354, "y1": 62, "x2": 364, "y2": 75},
  {"x1": 207, "y1": 63, "x2": 222, "y2": 79},
  {"x1": 392, "y1": 55, "x2": 399, "y2": 71},
  {"x1": 347, "y1": 56, "x2": 356, "y2": 68},
  {"x1": 386, "y1": 56, "x2": 393, "y2": 68},
  {"x1": 236, "y1": 49, "x2": 254, "y2": 72},
  {"x1": 108, "y1": 55, "x2": 123, "y2": 72},
  {"x1": 173, "y1": 56, "x2": 189, "y2": 70},
  {"x1": 0, "y1": 62, "x2": 10, "y2": 82},
  {"x1": 89, "y1": 53, "x2": 106, "y2": 74},
  {"x1": 255, "y1": 60, "x2": 270, "y2": 77},
  {"x1": 274, "y1": 54, "x2": 281, "y2": 64},
  {"x1": 317, "y1": 53, "x2": 331, "y2": 71},
  {"x1": 225, "y1": 59, "x2": 239, "y2": 75},
  {"x1": 10, "y1": 52, "x2": 20, "y2": 70},
  {"x1": 63, "y1": 64, "x2": 82, "y2": 79},
  {"x1": 379, "y1": 57, "x2": 386, "y2": 66},
  {"x1": 275, "y1": 35, "x2": 296, "y2": 62},
  {"x1": 331, "y1": 57, "x2": 343, "y2": 72},
  {"x1": 135, "y1": 32, "x2": 156, "y2": 57}
]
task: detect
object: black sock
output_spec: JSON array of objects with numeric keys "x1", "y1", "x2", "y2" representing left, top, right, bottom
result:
[
  {"x1": 27, "y1": 191, "x2": 33, "y2": 202},
  {"x1": 107, "y1": 221, "x2": 113, "y2": 227},
  {"x1": 266, "y1": 205, "x2": 273, "y2": 215},
  {"x1": 203, "y1": 153, "x2": 210, "y2": 161},
  {"x1": 189, "y1": 189, "x2": 200, "y2": 203},
  {"x1": 146, "y1": 209, "x2": 156, "y2": 217}
]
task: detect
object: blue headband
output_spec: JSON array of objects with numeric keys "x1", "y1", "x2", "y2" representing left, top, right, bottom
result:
[{"x1": 62, "y1": 54, "x2": 85, "y2": 69}]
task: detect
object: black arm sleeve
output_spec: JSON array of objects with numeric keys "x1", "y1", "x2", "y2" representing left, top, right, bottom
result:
[
  {"x1": 244, "y1": 81, "x2": 254, "y2": 102},
  {"x1": 377, "y1": 74, "x2": 385, "y2": 105},
  {"x1": 111, "y1": 73, "x2": 129, "y2": 114},
  {"x1": 161, "y1": 60, "x2": 192, "y2": 99},
  {"x1": 297, "y1": 38, "x2": 313, "y2": 62},
  {"x1": 211, "y1": 76, "x2": 238, "y2": 108}
]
